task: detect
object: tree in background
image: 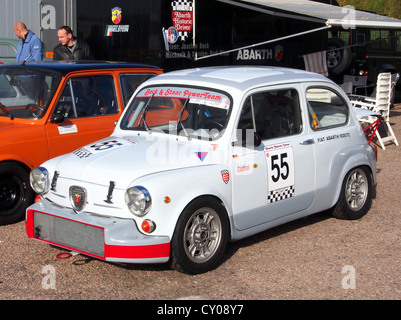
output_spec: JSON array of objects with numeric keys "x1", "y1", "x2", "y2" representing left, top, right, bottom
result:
[{"x1": 337, "y1": 0, "x2": 401, "y2": 19}]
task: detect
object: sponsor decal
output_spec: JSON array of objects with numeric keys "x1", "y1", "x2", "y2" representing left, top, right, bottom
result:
[
  {"x1": 111, "y1": 7, "x2": 122, "y2": 24},
  {"x1": 167, "y1": 27, "x2": 179, "y2": 44},
  {"x1": 195, "y1": 152, "x2": 208, "y2": 162},
  {"x1": 237, "y1": 165, "x2": 250, "y2": 173},
  {"x1": 221, "y1": 169, "x2": 230, "y2": 184},
  {"x1": 236, "y1": 45, "x2": 284, "y2": 62},
  {"x1": 274, "y1": 45, "x2": 284, "y2": 62},
  {"x1": 105, "y1": 7, "x2": 130, "y2": 36},
  {"x1": 58, "y1": 124, "x2": 78, "y2": 135},
  {"x1": 170, "y1": 0, "x2": 194, "y2": 42}
]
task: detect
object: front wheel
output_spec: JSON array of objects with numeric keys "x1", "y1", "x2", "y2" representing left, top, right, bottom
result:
[
  {"x1": 331, "y1": 167, "x2": 373, "y2": 220},
  {"x1": 170, "y1": 197, "x2": 229, "y2": 274},
  {"x1": 0, "y1": 162, "x2": 34, "y2": 225}
]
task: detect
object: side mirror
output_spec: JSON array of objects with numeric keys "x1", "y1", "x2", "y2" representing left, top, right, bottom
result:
[{"x1": 50, "y1": 113, "x2": 65, "y2": 123}]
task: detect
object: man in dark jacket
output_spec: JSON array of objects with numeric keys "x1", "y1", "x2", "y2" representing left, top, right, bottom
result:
[{"x1": 53, "y1": 26, "x2": 94, "y2": 60}]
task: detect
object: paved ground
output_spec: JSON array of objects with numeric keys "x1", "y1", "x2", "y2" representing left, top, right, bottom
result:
[{"x1": 1, "y1": 105, "x2": 400, "y2": 301}]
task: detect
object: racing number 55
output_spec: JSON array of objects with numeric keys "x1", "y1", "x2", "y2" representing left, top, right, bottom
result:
[
  {"x1": 265, "y1": 144, "x2": 295, "y2": 192},
  {"x1": 271, "y1": 153, "x2": 289, "y2": 182}
]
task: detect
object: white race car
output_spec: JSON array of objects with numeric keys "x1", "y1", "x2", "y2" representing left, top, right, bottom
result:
[{"x1": 27, "y1": 66, "x2": 377, "y2": 274}]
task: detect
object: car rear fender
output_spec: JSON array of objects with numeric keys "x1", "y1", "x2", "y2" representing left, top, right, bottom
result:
[{"x1": 324, "y1": 145, "x2": 376, "y2": 210}]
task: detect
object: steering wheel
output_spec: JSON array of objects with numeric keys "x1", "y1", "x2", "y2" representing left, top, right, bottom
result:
[
  {"x1": 25, "y1": 103, "x2": 44, "y2": 117},
  {"x1": 199, "y1": 119, "x2": 224, "y2": 130}
]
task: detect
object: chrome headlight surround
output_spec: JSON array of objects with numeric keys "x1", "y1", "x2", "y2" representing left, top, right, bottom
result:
[
  {"x1": 29, "y1": 167, "x2": 50, "y2": 195},
  {"x1": 125, "y1": 186, "x2": 152, "y2": 216}
]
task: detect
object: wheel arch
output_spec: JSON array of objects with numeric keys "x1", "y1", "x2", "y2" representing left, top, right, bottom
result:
[
  {"x1": 331, "y1": 155, "x2": 375, "y2": 209},
  {"x1": 130, "y1": 165, "x2": 234, "y2": 239},
  {"x1": 177, "y1": 194, "x2": 233, "y2": 239}
]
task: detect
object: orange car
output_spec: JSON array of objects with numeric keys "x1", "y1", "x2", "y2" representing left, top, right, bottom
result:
[{"x1": 0, "y1": 61, "x2": 162, "y2": 224}]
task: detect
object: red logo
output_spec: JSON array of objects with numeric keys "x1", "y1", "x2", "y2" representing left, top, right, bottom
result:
[
  {"x1": 221, "y1": 170, "x2": 230, "y2": 184},
  {"x1": 74, "y1": 194, "x2": 81, "y2": 203},
  {"x1": 112, "y1": 7, "x2": 122, "y2": 25}
]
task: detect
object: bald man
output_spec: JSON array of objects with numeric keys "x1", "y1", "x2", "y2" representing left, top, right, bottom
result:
[{"x1": 14, "y1": 22, "x2": 43, "y2": 62}]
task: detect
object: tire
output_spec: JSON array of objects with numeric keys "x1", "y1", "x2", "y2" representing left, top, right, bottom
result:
[
  {"x1": 331, "y1": 167, "x2": 373, "y2": 220},
  {"x1": 327, "y1": 37, "x2": 352, "y2": 76},
  {"x1": 170, "y1": 197, "x2": 229, "y2": 274},
  {"x1": 0, "y1": 162, "x2": 34, "y2": 225}
]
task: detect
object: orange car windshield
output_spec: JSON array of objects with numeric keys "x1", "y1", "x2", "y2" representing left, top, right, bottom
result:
[
  {"x1": 121, "y1": 86, "x2": 232, "y2": 141},
  {"x1": 0, "y1": 67, "x2": 61, "y2": 120}
]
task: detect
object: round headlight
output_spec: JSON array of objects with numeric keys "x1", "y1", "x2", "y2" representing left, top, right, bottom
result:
[
  {"x1": 30, "y1": 167, "x2": 50, "y2": 195},
  {"x1": 125, "y1": 186, "x2": 152, "y2": 216}
]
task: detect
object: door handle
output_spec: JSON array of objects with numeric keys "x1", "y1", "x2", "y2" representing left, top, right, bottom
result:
[{"x1": 300, "y1": 138, "x2": 315, "y2": 145}]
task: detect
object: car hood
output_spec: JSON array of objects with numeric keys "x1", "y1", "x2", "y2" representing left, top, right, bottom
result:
[
  {"x1": 0, "y1": 119, "x2": 33, "y2": 129},
  {"x1": 47, "y1": 135, "x2": 219, "y2": 188}
]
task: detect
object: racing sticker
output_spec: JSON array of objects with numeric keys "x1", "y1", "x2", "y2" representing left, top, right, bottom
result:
[
  {"x1": 265, "y1": 142, "x2": 295, "y2": 204},
  {"x1": 89, "y1": 139, "x2": 132, "y2": 154},
  {"x1": 221, "y1": 169, "x2": 230, "y2": 184},
  {"x1": 58, "y1": 124, "x2": 78, "y2": 135}
]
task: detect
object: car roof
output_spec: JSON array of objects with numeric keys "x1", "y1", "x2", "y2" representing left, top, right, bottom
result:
[
  {"x1": 0, "y1": 60, "x2": 162, "y2": 76},
  {"x1": 146, "y1": 66, "x2": 331, "y2": 91}
]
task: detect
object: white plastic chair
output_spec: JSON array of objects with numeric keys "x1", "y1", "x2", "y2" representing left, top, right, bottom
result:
[{"x1": 351, "y1": 72, "x2": 399, "y2": 150}]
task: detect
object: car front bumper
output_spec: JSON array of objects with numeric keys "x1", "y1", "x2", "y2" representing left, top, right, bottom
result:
[{"x1": 26, "y1": 199, "x2": 170, "y2": 264}]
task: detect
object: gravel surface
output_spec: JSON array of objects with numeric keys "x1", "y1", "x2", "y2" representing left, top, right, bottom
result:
[{"x1": 1, "y1": 106, "x2": 401, "y2": 301}]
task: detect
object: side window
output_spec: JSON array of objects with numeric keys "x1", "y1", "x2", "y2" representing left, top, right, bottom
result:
[
  {"x1": 120, "y1": 74, "x2": 157, "y2": 106},
  {"x1": 55, "y1": 75, "x2": 118, "y2": 119},
  {"x1": 306, "y1": 87, "x2": 348, "y2": 130},
  {"x1": 238, "y1": 88, "x2": 302, "y2": 140}
]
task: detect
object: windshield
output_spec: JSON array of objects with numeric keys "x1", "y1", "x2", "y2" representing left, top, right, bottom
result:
[
  {"x1": 0, "y1": 67, "x2": 61, "y2": 119},
  {"x1": 121, "y1": 86, "x2": 232, "y2": 140}
]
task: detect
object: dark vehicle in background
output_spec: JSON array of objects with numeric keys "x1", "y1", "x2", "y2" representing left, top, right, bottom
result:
[{"x1": 329, "y1": 27, "x2": 401, "y2": 84}]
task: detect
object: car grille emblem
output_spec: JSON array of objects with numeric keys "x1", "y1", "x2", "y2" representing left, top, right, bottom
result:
[{"x1": 69, "y1": 186, "x2": 87, "y2": 212}]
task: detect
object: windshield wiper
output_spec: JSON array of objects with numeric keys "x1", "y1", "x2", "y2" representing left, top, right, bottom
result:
[
  {"x1": 137, "y1": 93, "x2": 154, "y2": 133},
  {"x1": 176, "y1": 96, "x2": 190, "y2": 139},
  {"x1": 0, "y1": 103, "x2": 14, "y2": 120}
]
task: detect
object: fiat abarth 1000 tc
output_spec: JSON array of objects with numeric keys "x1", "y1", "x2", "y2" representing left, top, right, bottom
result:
[
  {"x1": 26, "y1": 66, "x2": 377, "y2": 274},
  {"x1": 0, "y1": 61, "x2": 162, "y2": 224}
]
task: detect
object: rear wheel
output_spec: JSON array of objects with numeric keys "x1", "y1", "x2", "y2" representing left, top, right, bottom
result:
[
  {"x1": 0, "y1": 162, "x2": 34, "y2": 224},
  {"x1": 170, "y1": 197, "x2": 229, "y2": 274},
  {"x1": 332, "y1": 167, "x2": 373, "y2": 220}
]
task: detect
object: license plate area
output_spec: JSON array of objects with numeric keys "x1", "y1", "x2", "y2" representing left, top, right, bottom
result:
[{"x1": 33, "y1": 212, "x2": 105, "y2": 258}]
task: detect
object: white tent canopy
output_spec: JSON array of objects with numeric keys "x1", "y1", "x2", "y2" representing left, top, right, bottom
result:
[
  {"x1": 195, "y1": 0, "x2": 401, "y2": 61},
  {"x1": 219, "y1": 0, "x2": 401, "y2": 29}
]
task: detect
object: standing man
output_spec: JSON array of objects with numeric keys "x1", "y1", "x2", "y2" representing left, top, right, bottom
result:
[
  {"x1": 14, "y1": 22, "x2": 43, "y2": 62},
  {"x1": 53, "y1": 26, "x2": 94, "y2": 60}
]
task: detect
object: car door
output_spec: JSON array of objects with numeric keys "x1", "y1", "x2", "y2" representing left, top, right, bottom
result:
[
  {"x1": 231, "y1": 85, "x2": 316, "y2": 231},
  {"x1": 304, "y1": 84, "x2": 352, "y2": 207},
  {"x1": 45, "y1": 74, "x2": 122, "y2": 159}
]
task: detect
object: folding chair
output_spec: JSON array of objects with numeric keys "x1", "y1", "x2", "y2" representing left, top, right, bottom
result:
[
  {"x1": 351, "y1": 72, "x2": 399, "y2": 150},
  {"x1": 343, "y1": 75, "x2": 368, "y2": 95},
  {"x1": 303, "y1": 51, "x2": 328, "y2": 77}
]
